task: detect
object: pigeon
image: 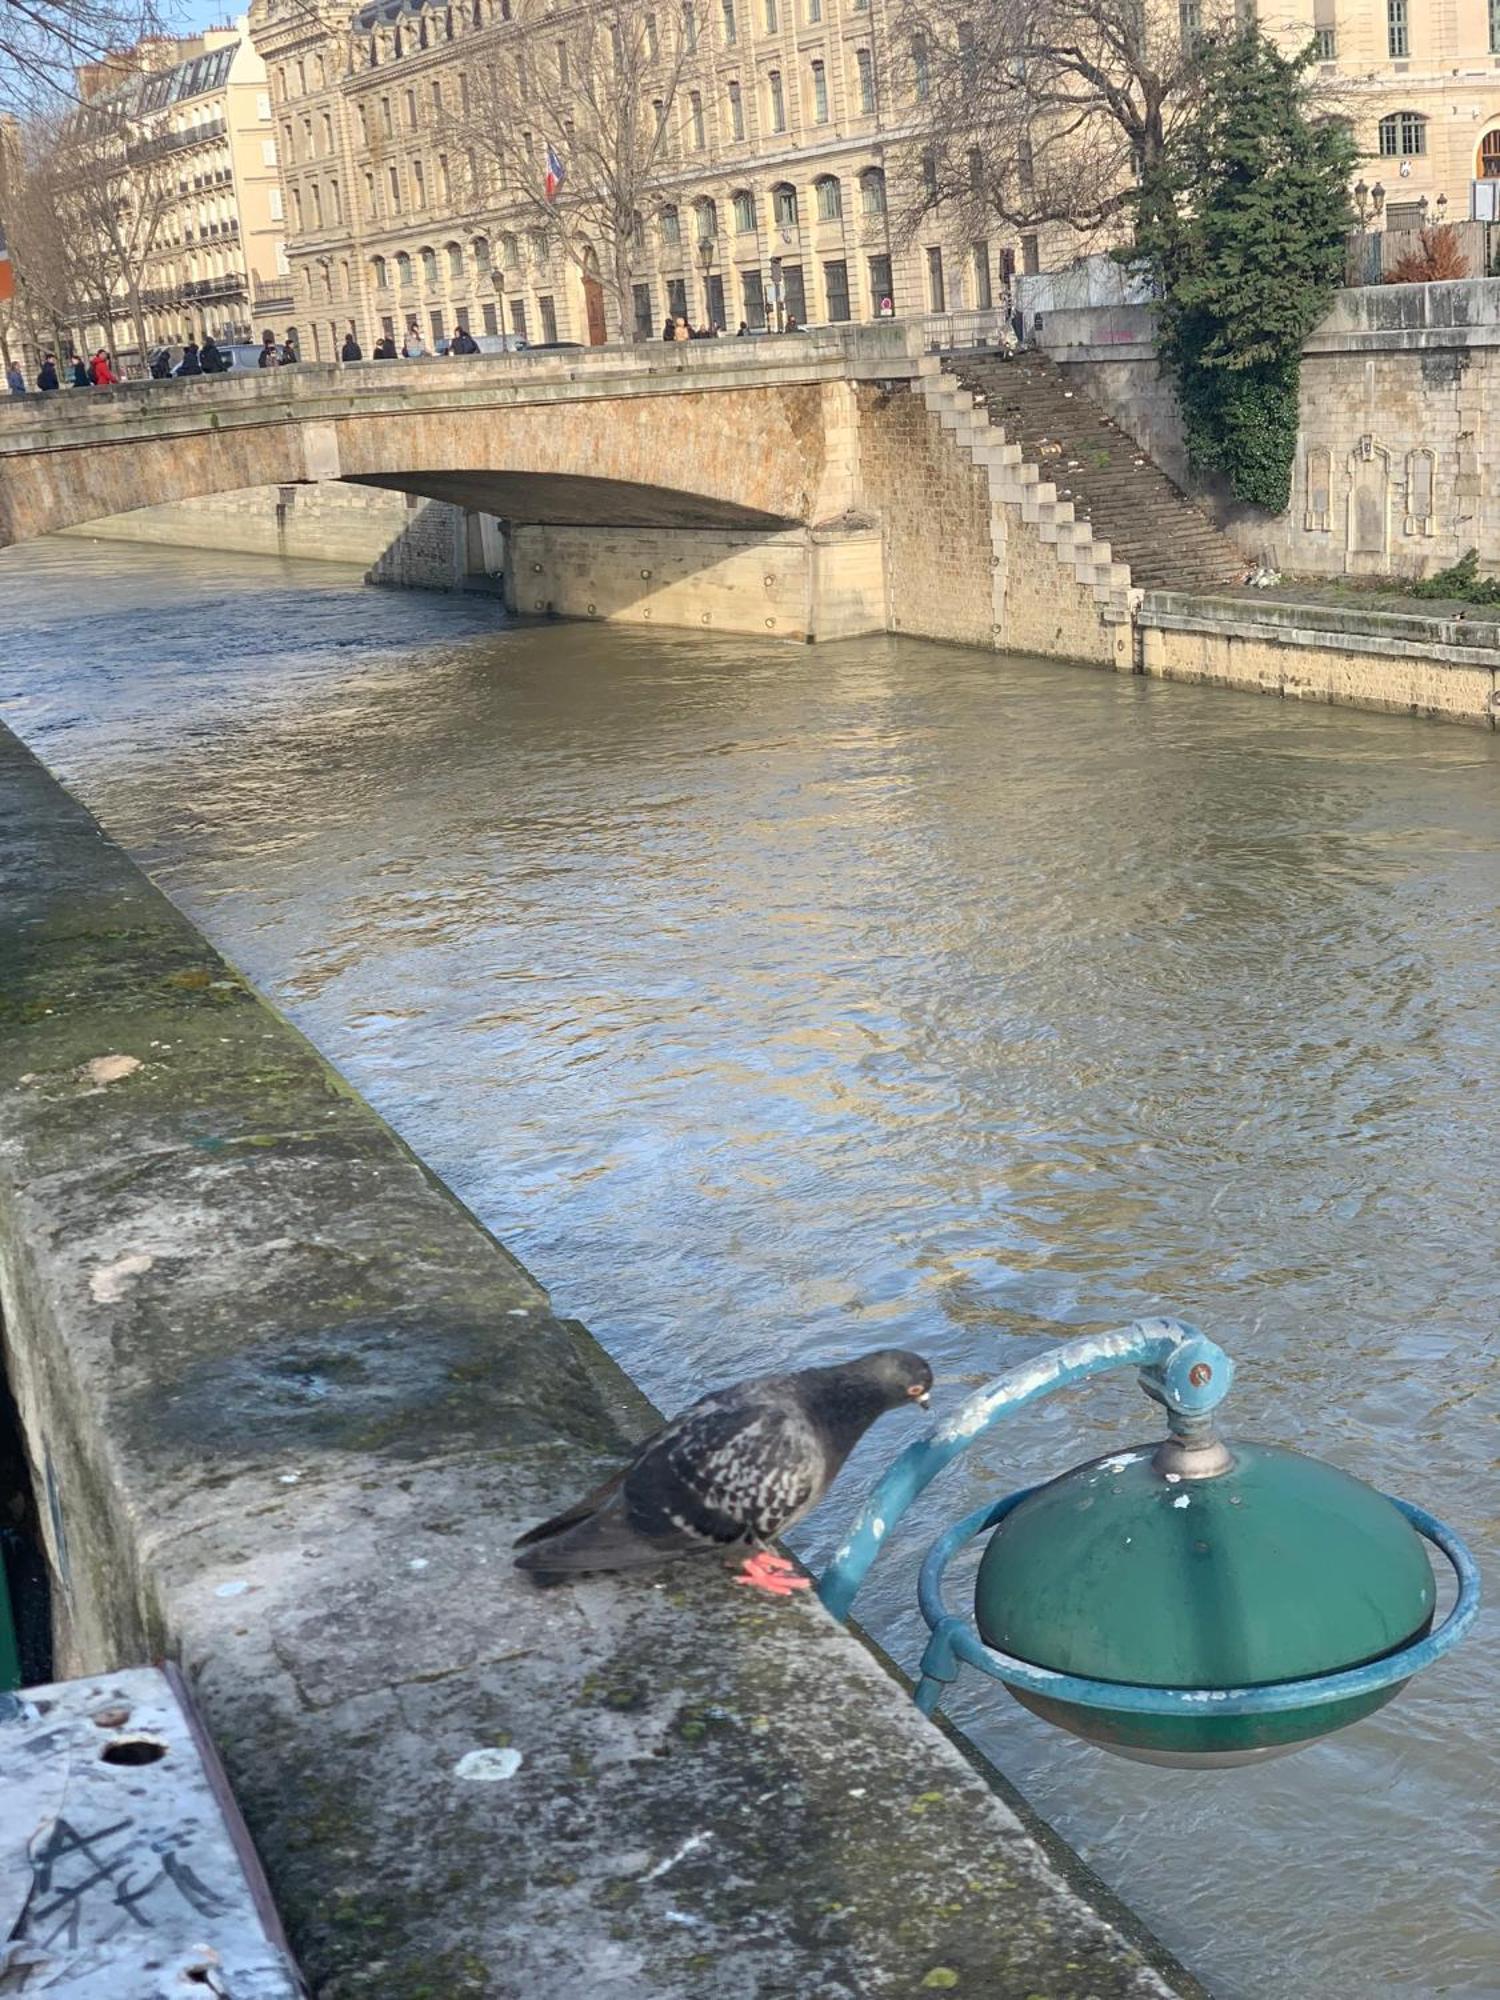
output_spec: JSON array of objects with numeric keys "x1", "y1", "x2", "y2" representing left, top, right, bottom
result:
[{"x1": 514, "y1": 1349, "x2": 933, "y2": 1595}]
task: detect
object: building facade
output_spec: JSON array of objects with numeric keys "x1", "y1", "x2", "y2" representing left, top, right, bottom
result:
[
  {"x1": 84, "y1": 20, "x2": 289, "y2": 352},
  {"x1": 247, "y1": 0, "x2": 1024, "y2": 357}
]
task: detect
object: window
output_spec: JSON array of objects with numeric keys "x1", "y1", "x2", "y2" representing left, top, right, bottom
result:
[
  {"x1": 926, "y1": 246, "x2": 945, "y2": 309},
  {"x1": 733, "y1": 188, "x2": 756, "y2": 232},
  {"x1": 388, "y1": 163, "x2": 402, "y2": 210},
  {"x1": 690, "y1": 89, "x2": 706, "y2": 147},
  {"x1": 412, "y1": 158, "x2": 426, "y2": 205},
  {"x1": 357, "y1": 104, "x2": 369, "y2": 145},
  {"x1": 432, "y1": 80, "x2": 443, "y2": 113},
  {"x1": 646, "y1": 12, "x2": 658, "y2": 56},
  {"x1": 1315, "y1": 24, "x2": 1336, "y2": 57},
  {"x1": 1483, "y1": 129, "x2": 1500, "y2": 176},
  {"x1": 321, "y1": 112, "x2": 333, "y2": 153},
  {"x1": 539, "y1": 294, "x2": 559, "y2": 342},
  {"x1": 722, "y1": 0, "x2": 736, "y2": 40},
  {"x1": 856, "y1": 47, "x2": 875, "y2": 112},
  {"x1": 823, "y1": 258, "x2": 849, "y2": 321},
  {"x1": 269, "y1": 185, "x2": 284, "y2": 221},
  {"x1": 510, "y1": 299, "x2": 528, "y2": 340},
  {"x1": 782, "y1": 262, "x2": 805, "y2": 322},
  {"x1": 661, "y1": 204, "x2": 681, "y2": 246},
  {"x1": 815, "y1": 174, "x2": 841, "y2": 219},
  {"x1": 764, "y1": 0, "x2": 777, "y2": 27},
  {"x1": 373, "y1": 254, "x2": 388, "y2": 288},
  {"x1": 811, "y1": 59, "x2": 828, "y2": 122},
  {"x1": 958, "y1": 17, "x2": 976, "y2": 82},
  {"x1": 773, "y1": 182, "x2": 798, "y2": 226},
  {"x1": 430, "y1": 309, "x2": 444, "y2": 343},
  {"x1": 1179, "y1": 0, "x2": 1200, "y2": 46},
  {"x1": 422, "y1": 246, "x2": 438, "y2": 288},
  {"x1": 1378, "y1": 110, "x2": 1425, "y2": 154},
  {"x1": 695, "y1": 196, "x2": 718, "y2": 237},
  {"x1": 742, "y1": 268, "x2": 766, "y2": 328},
  {"x1": 380, "y1": 95, "x2": 393, "y2": 135},
  {"x1": 973, "y1": 242, "x2": 992, "y2": 309},
  {"x1": 868, "y1": 252, "x2": 892, "y2": 313},
  {"x1": 312, "y1": 183, "x2": 323, "y2": 228},
  {"x1": 439, "y1": 155, "x2": 452, "y2": 201},
  {"x1": 362, "y1": 168, "x2": 376, "y2": 216},
  {"x1": 396, "y1": 249, "x2": 413, "y2": 286},
  {"x1": 860, "y1": 165, "x2": 885, "y2": 215},
  {"x1": 482, "y1": 302, "x2": 498, "y2": 333},
  {"x1": 1387, "y1": 0, "x2": 1407, "y2": 54},
  {"x1": 501, "y1": 230, "x2": 519, "y2": 264},
  {"x1": 448, "y1": 241, "x2": 464, "y2": 279},
  {"x1": 556, "y1": 38, "x2": 569, "y2": 85},
  {"x1": 331, "y1": 179, "x2": 342, "y2": 223},
  {"x1": 769, "y1": 69, "x2": 785, "y2": 130},
  {"x1": 653, "y1": 99, "x2": 670, "y2": 152},
  {"x1": 922, "y1": 149, "x2": 938, "y2": 199},
  {"x1": 912, "y1": 34, "x2": 930, "y2": 99},
  {"x1": 683, "y1": 4, "x2": 698, "y2": 49},
  {"x1": 473, "y1": 236, "x2": 491, "y2": 272},
  {"x1": 728, "y1": 79, "x2": 745, "y2": 138},
  {"x1": 807, "y1": 0, "x2": 820, "y2": 18},
  {"x1": 292, "y1": 186, "x2": 303, "y2": 229},
  {"x1": 667, "y1": 275, "x2": 688, "y2": 318},
  {"x1": 405, "y1": 88, "x2": 417, "y2": 127}
]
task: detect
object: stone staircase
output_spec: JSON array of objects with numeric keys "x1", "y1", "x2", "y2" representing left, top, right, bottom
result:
[
  {"x1": 946, "y1": 350, "x2": 1247, "y2": 595},
  {"x1": 913, "y1": 354, "x2": 1137, "y2": 640}
]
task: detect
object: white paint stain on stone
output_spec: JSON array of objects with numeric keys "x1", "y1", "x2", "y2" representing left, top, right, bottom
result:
[
  {"x1": 81, "y1": 1053, "x2": 143, "y2": 1086},
  {"x1": 642, "y1": 1830, "x2": 713, "y2": 1882},
  {"x1": 89, "y1": 1252, "x2": 155, "y2": 1303},
  {"x1": 454, "y1": 1746, "x2": 523, "y2": 1783},
  {"x1": 215, "y1": 1580, "x2": 251, "y2": 1599}
]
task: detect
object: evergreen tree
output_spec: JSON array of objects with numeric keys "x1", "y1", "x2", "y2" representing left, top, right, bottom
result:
[{"x1": 1132, "y1": 32, "x2": 1355, "y2": 513}]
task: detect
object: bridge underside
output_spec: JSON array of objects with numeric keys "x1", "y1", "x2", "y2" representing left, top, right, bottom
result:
[{"x1": 344, "y1": 471, "x2": 789, "y2": 532}]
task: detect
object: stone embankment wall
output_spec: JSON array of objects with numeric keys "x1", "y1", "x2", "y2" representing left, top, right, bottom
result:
[
  {"x1": 0, "y1": 722, "x2": 1204, "y2": 2000},
  {"x1": 1036, "y1": 281, "x2": 1500, "y2": 583}
]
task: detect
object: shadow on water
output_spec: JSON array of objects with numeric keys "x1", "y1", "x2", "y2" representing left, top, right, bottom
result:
[{"x1": 2, "y1": 538, "x2": 1499, "y2": 2000}]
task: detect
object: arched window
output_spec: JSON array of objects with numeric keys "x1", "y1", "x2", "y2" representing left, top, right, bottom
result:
[
  {"x1": 396, "y1": 249, "x2": 413, "y2": 286},
  {"x1": 472, "y1": 235, "x2": 491, "y2": 271},
  {"x1": 772, "y1": 181, "x2": 798, "y2": 227},
  {"x1": 660, "y1": 204, "x2": 681, "y2": 246},
  {"x1": 501, "y1": 231, "x2": 519, "y2": 265},
  {"x1": 859, "y1": 166, "x2": 886, "y2": 215},
  {"x1": 447, "y1": 240, "x2": 464, "y2": 279},
  {"x1": 694, "y1": 196, "x2": 718, "y2": 238},
  {"x1": 1481, "y1": 129, "x2": 1500, "y2": 177},
  {"x1": 421, "y1": 245, "x2": 438, "y2": 288},
  {"x1": 814, "y1": 174, "x2": 841, "y2": 220},
  {"x1": 732, "y1": 188, "x2": 755, "y2": 233},
  {"x1": 1379, "y1": 110, "x2": 1426, "y2": 156}
]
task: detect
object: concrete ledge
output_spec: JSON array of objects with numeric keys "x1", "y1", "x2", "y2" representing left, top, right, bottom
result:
[{"x1": 0, "y1": 725, "x2": 1199, "y2": 1999}]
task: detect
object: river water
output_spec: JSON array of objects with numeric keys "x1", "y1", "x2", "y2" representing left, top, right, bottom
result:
[{"x1": 2, "y1": 538, "x2": 1497, "y2": 1999}]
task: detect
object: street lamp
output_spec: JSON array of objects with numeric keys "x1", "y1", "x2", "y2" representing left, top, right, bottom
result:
[
  {"x1": 820, "y1": 1318, "x2": 1477, "y2": 1768},
  {"x1": 697, "y1": 234, "x2": 717, "y2": 329},
  {"x1": 1436, "y1": 191, "x2": 1449, "y2": 222}
]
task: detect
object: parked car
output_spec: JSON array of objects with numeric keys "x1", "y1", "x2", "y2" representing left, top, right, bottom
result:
[
  {"x1": 469, "y1": 332, "x2": 529, "y2": 354},
  {"x1": 218, "y1": 343, "x2": 269, "y2": 371}
]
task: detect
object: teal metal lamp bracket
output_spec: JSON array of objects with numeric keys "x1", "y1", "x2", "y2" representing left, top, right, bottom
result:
[{"x1": 816, "y1": 1318, "x2": 1478, "y2": 1755}]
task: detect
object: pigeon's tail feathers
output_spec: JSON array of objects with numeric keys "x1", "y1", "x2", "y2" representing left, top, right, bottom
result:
[
  {"x1": 513, "y1": 1468, "x2": 627, "y2": 1550},
  {"x1": 514, "y1": 1501, "x2": 692, "y2": 1581}
]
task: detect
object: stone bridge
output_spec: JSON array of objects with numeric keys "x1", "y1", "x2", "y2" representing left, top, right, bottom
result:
[{"x1": 0, "y1": 326, "x2": 1132, "y2": 660}]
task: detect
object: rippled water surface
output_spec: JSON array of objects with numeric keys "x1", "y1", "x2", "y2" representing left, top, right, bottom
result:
[{"x1": 3, "y1": 538, "x2": 1497, "y2": 1999}]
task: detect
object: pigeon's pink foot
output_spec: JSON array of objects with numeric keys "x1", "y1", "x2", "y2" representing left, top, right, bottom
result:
[{"x1": 733, "y1": 1550, "x2": 811, "y2": 1596}]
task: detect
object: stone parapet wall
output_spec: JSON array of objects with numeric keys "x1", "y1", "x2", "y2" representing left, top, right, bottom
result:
[{"x1": 0, "y1": 722, "x2": 1202, "y2": 2000}]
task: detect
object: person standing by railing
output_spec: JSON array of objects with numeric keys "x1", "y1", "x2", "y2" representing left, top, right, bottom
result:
[
  {"x1": 5, "y1": 360, "x2": 24, "y2": 395},
  {"x1": 37, "y1": 354, "x2": 59, "y2": 391}
]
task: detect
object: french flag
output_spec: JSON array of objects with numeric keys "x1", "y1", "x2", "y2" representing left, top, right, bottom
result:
[{"x1": 544, "y1": 143, "x2": 566, "y2": 201}]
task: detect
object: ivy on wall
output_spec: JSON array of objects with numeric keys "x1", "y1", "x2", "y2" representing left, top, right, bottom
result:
[{"x1": 1131, "y1": 33, "x2": 1355, "y2": 515}]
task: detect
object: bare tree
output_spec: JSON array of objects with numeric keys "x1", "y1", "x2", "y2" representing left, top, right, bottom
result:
[
  {"x1": 0, "y1": 0, "x2": 169, "y2": 115},
  {"x1": 439, "y1": 0, "x2": 695, "y2": 338},
  {"x1": 895, "y1": 0, "x2": 1239, "y2": 249},
  {"x1": 47, "y1": 89, "x2": 181, "y2": 364}
]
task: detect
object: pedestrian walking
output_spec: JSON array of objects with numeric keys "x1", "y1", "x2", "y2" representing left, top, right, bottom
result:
[
  {"x1": 341, "y1": 326, "x2": 363, "y2": 361},
  {"x1": 5, "y1": 360, "x2": 25, "y2": 395},
  {"x1": 69, "y1": 356, "x2": 89, "y2": 388},
  {"x1": 37, "y1": 353, "x2": 59, "y2": 391},
  {"x1": 90, "y1": 350, "x2": 117, "y2": 385}
]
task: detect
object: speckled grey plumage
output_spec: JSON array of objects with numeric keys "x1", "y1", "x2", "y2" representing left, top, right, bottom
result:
[{"x1": 514, "y1": 1349, "x2": 932, "y2": 1580}]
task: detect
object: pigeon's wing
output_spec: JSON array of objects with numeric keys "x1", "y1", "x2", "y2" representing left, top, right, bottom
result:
[
  {"x1": 513, "y1": 1466, "x2": 628, "y2": 1550},
  {"x1": 626, "y1": 1391, "x2": 829, "y2": 1549},
  {"x1": 514, "y1": 1482, "x2": 695, "y2": 1577}
]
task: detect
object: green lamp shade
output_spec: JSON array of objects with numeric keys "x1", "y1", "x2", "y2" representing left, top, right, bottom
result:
[{"x1": 974, "y1": 1442, "x2": 1436, "y2": 1765}]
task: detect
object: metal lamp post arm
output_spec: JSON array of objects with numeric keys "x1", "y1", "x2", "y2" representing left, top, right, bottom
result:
[{"x1": 817, "y1": 1317, "x2": 1233, "y2": 1620}]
